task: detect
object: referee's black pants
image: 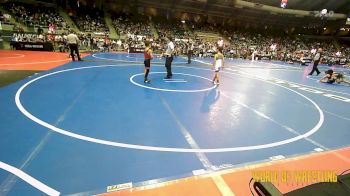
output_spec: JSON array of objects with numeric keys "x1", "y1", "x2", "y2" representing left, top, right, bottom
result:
[
  {"x1": 308, "y1": 60, "x2": 320, "y2": 75},
  {"x1": 165, "y1": 55, "x2": 173, "y2": 78},
  {"x1": 187, "y1": 50, "x2": 192, "y2": 64},
  {"x1": 69, "y1": 43, "x2": 81, "y2": 61}
]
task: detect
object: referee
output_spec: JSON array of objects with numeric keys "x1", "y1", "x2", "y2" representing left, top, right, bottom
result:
[
  {"x1": 67, "y1": 30, "x2": 82, "y2": 61},
  {"x1": 308, "y1": 48, "x2": 322, "y2": 76},
  {"x1": 187, "y1": 41, "x2": 193, "y2": 64},
  {"x1": 164, "y1": 36, "x2": 174, "y2": 79}
]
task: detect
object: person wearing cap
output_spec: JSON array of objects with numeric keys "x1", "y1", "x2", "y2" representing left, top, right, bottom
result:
[
  {"x1": 67, "y1": 30, "x2": 82, "y2": 61},
  {"x1": 308, "y1": 48, "x2": 322, "y2": 76}
]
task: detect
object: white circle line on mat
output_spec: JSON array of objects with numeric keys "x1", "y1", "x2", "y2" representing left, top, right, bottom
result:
[
  {"x1": 0, "y1": 161, "x2": 60, "y2": 196},
  {"x1": 130, "y1": 72, "x2": 216, "y2": 92},
  {"x1": 92, "y1": 53, "x2": 188, "y2": 64},
  {"x1": 0, "y1": 59, "x2": 70, "y2": 66},
  {"x1": 15, "y1": 64, "x2": 324, "y2": 153}
]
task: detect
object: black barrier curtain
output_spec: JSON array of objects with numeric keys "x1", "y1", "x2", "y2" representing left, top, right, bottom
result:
[
  {"x1": 129, "y1": 47, "x2": 144, "y2": 53},
  {"x1": 14, "y1": 42, "x2": 54, "y2": 51}
]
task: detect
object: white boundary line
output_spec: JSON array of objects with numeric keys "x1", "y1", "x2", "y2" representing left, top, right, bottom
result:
[
  {"x1": 164, "y1": 81, "x2": 187, "y2": 83},
  {"x1": 163, "y1": 79, "x2": 186, "y2": 81},
  {"x1": 127, "y1": 54, "x2": 162, "y2": 59},
  {"x1": 232, "y1": 66, "x2": 302, "y2": 72},
  {"x1": 0, "y1": 161, "x2": 60, "y2": 196},
  {"x1": 306, "y1": 76, "x2": 350, "y2": 91},
  {"x1": 0, "y1": 59, "x2": 70, "y2": 66},
  {"x1": 306, "y1": 75, "x2": 319, "y2": 81},
  {"x1": 15, "y1": 64, "x2": 324, "y2": 153},
  {"x1": 130, "y1": 72, "x2": 215, "y2": 92},
  {"x1": 159, "y1": 96, "x2": 214, "y2": 170},
  {"x1": 0, "y1": 54, "x2": 25, "y2": 58},
  {"x1": 253, "y1": 60, "x2": 303, "y2": 70},
  {"x1": 271, "y1": 75, "x2": 350, "y2": 96},
  {"x1": 197, "y1": 58, "x2": 350, "y2": 96},
  {"x1": 245, "y1": 61, "x2": 350, "y2": 96},
  {"x1": 92, "y1": 53, "x2": 188, "y2": 64},
  {"x1": 92, "y1": 53, "x2": 139, "y2": 62},
  {"x1": 126, "y1": 55, "x2": 143, "y2": 59}
]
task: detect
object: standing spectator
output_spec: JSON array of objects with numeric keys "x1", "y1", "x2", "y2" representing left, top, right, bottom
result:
[
  {"x1": 217, "y1": 37, "x2": 224, "y2": 48},
  {"x1": 10, "y1": 33, "x2": 17, "y2": 50},
  {"x1": 0, "y1": 21, "x2": 3, "y2": 42}
]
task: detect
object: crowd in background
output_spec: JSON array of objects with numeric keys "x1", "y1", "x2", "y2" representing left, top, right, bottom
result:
[
  {"x1": 116, "y1": 19, "x2": 349, "y2": 66},
  {"x1": 112, "y1": 13, "x2": 152, "y2": 40},
  {"x1": 1, "y1": 2, "x2": 349, "y2": 66},
  {"x1": 69, "y1": 5, "x2": 107, "y2": 33},
  {"x1": 111, "y1": 18, "x2": 349, "y2": 66},
  {"x1": 154, "y1": 18, "x2": 191, "y2": 40},
  {"x1": 3, "y1": 2, "x2": 67, "y2": 30},
  {"x1": 0, "y1": 10, "x2": 11, "y2": 24}
]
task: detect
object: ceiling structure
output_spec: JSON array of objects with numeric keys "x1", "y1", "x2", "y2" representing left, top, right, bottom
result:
[
  {"x1": 245, "y1": 0, "x2": 350, "y2": 14},
  {"x1": 132, "y1": 0, "x2": 346, "y2": 29}
]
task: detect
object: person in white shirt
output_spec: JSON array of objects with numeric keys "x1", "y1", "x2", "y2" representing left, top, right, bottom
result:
[
  {"x1": 54, "y1": 35, "x2": 61, "y2": 42},
  {"x1": 252, "y1": 49, "x2": 257, "y2": 62},
  {"x1": 67, "y1": 30, "x2": 82, "y2": 61},
  {"x1": 217, "y1": 38, "x2": 224, "y2": 48},
  {"x1": 164, "y1": 36, "x2": 175, "y2": 79},
  {"x1": 38, "y1": 34, "x2": 44, "y2": 42},
  {"x1": 117, "y1": 39, "x2": 122, "y2": 50},
  {"x1": 308, "y1": 48, "x2": 322, "y2": 76}
]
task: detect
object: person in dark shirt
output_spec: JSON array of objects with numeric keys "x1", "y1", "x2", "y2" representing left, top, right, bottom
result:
[
  {"x1": 37, "y1": 26, "x2": 44, "y2": 35},
  {"x1": 319, "y1": 69, "x2": 350, "y2": 86}
]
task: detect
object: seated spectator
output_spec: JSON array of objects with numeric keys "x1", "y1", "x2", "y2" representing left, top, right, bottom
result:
[
  {"x1": 4, "y1": 2, "x2": 68, "y2": 29},
  {"x1": 70, "y1": 5, "x2": 107, "y2": 33}
]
